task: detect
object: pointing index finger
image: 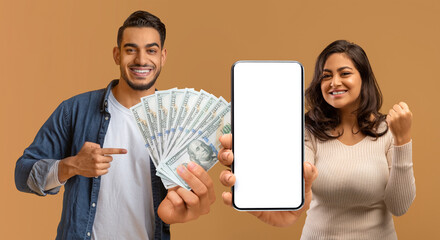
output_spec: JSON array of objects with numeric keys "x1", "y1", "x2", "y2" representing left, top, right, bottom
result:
[{"x1": 99, "y1": 148, "x2": 128, "y2": 155}]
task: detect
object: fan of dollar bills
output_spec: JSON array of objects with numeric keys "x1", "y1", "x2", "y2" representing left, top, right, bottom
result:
[{"x1": 130, "y1": 88, "x2": 231, "y2": 189}]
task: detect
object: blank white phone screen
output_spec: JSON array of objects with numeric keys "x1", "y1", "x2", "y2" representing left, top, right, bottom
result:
[{"x1": 232, "y1": 61, "x2": 304, "y2": 210}]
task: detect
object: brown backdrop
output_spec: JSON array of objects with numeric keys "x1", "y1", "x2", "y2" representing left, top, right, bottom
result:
[{"x1": 1, "y1": 0, "x2": 439, "y2": 239}]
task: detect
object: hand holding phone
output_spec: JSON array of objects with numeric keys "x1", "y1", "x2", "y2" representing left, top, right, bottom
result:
[
  {"x1": 231, "y1": 61, "x2": 305, "y2": 211},
  {"x1": 218, "y1": 134, "x2": 318, "y2": 226}
]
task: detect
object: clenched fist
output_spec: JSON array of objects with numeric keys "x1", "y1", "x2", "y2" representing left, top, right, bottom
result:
[{"x1": 386, "y1": 102, "x2": 412, "y2": 146}]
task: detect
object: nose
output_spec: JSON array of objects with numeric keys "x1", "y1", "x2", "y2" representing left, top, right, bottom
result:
[
  {"x1": 134, "y1": 50, "x2": 149, "y2": 66},
  {"x1": 330, "y1": 75, "x2": 342, "y2": 87}
]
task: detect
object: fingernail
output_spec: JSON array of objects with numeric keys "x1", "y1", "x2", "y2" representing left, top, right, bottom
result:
[
  {"x1": 222, "y1": 152, "x2": 230, "y2": 160},
  {"x1": 226, "y1": 173, "x2": 232, "y2": 182},
  {"x1": 187, "y1": 161, "x2": 197, "y2": 170},
  {"x1": 177, "y1": 165, "x2": 186, "y2": 174}
]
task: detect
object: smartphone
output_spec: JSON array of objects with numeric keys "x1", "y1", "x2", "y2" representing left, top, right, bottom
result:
[{"x1": 231, "y1": 60, "x2": 304, "y2": 211}]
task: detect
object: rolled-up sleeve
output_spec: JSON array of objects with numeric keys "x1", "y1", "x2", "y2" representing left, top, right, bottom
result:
[{"x1": 15, "y1": 101, "x2": 71, "y2": 196}]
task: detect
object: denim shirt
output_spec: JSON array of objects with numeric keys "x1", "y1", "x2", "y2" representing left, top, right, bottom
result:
[{"x1": 15, "y1": 80, "x2": 170, "y2": 240}]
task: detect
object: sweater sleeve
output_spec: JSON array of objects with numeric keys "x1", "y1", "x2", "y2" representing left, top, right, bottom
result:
[{"x1": 384, "y1": 140, "x2": 416, "y2": 216}]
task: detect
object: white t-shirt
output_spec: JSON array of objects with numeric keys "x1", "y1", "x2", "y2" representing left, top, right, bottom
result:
[{"x1": 91, "y1": 91, "x2": 154, "y2": 240}]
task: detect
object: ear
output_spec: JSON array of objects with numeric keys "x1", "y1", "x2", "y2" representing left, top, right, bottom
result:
[
  {"x1": 160, "y1": 48, "x2": 167, "y2": 67},
  {"x1": 113, "y1": 47, "x2": 121, "y2": 65}
]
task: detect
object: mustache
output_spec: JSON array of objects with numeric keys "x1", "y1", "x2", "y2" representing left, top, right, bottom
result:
[{"x1": 129, "y1": 64, "x2": 155, "y2": 69}]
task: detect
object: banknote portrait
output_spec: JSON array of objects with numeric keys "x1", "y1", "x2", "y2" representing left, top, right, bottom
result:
[{"x1": 187, "y1": 139, "x2": 217, "y2": 169}]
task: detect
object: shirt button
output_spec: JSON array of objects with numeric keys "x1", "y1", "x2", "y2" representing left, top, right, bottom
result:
[
  {"x1": 105, "y1": 116, "x2": 109, "y2": 120},
  {"x1": 92, "y1": 203, "x2": 96, "y2": 208},
  {"x1": 87, "y1": 232, "x2": 91, "y2": 237}
]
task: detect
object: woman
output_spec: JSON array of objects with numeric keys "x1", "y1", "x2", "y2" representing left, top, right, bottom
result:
[{"x1": 218, "y1": 40, "x2": 415, "y2": 239}]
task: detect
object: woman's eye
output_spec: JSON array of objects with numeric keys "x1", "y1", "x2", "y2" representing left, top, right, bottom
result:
[
  {"x1": 341, "y1": 72, "x2": 352, "y2": 76},
  {"x1": 321, "y1": 74, "x2": 331, "y2": 80}
]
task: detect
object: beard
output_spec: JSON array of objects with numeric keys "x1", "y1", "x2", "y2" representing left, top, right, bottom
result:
[{"x1": 121, "y1": 65, "x2": 162, "y2": 91}]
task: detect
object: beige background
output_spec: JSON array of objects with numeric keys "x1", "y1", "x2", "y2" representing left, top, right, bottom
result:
[{"x1": 1, "y1": 0, "x2": 439, "y2": 239}]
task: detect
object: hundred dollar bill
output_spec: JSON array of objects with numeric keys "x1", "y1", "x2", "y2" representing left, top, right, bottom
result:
[
  {"x1": 166, "y1": 90, "x2": 212, "y2": 156},
  {"x1": 176, "y1": 96, "x2": 228, "y2": 149},
  {"x1": 131, "y1": 102, "x2": 177, "y2": 187},
  {"x1": 164, "y1": 89, "x2": 186, "y2": 154},
  {"x1": 156, "y1": 169, "x2": 179, "y2": 189},
  {"x1": 158, "y1": 105, "x2": 231, "y2": 189},
  {"x1": 156, "y1": 90, "x2": 171, "y2": 156},
  {"x1": 130, "y1": 103, "x2": 160, "y2": 167},
  {"x1": 141, "y1": 95, "x2": 162, "y2": 159},
  {"x1": 173, "y1": 95, "x2": 216, "y2": 148},
  {"x1": 164, "y1": 89, "x2": 200, "y2": 158}
]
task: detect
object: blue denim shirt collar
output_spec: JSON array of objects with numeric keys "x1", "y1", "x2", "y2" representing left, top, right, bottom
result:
[{"x1": 100, "y1": 79, "x2": 119, "y2": 114}]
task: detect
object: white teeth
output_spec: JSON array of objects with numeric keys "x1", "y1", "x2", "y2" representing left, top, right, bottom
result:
[
  {"x1": 331, "y1": 91, "x2": 346, "y2": 95},
  {"x1": 133, "y1": 69, "x2": 150, "y2": 73}
]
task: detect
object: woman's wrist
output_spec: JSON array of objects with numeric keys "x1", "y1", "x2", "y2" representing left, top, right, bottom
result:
[{"x1": 394, "y1": 135, "x2": 411, "y2": 146}]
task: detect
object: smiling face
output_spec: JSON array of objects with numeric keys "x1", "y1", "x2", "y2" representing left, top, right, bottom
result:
[
  {"x1": 113, "y1": 27, "x2": 167, "y2": 91},
  {"x1": 320, "y1": 53, "x2": 362, "y2": 113}
]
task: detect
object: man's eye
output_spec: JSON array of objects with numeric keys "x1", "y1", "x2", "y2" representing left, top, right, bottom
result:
[
  {"x1": 126, "y1": 49, "x2": 136, "y2": 53},
  {"x1": 147, "y1": 49, "x2": 157, "y2": 54}
]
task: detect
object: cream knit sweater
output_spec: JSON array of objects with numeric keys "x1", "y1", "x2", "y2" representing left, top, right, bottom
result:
[{"x1": 301, "y1": 127, "x2": 415, "y2": 240}]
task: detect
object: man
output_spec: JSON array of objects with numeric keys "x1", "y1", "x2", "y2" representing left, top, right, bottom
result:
[{"x1": 15, "y1": 10, "x2": 215, "y2": 240}]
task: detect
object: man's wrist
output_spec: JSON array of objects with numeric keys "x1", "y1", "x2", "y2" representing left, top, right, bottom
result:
[{"x1": 58, "y1": 157, "x2": 76, "y2": 182}]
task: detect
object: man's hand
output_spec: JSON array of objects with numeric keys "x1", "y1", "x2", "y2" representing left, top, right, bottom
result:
[
  {"x1": 58, "y1": 142, "x2": 127, "y2": 182},
  {"x1": 386, "y1": 102, "x2": 412, "y2": 146},
  {"x1": 218, "y1": 134, "x2": 318, "y2": 227},
  {"x1": 158, "y1": 161, "x2": 216, "y2": 224}
]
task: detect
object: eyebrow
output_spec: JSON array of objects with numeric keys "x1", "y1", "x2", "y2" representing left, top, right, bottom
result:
[
  {"x1": 323, "y1": 66, "x2": 353, "y2": 72},
  {"x1": 123, "y1": 43, "x2": 160, "y2": 48}
]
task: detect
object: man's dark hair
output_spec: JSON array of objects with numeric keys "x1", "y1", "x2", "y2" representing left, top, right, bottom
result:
[{"x1": 117, "y1": 10, "x2": 166, "y2": 48}]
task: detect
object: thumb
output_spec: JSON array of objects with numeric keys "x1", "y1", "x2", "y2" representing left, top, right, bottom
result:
[
  {"x1": 385, "y1": 114, "x2": 391, "y2": 127},
  {"x1": 304, "y1": 162, "x2": 318, "y2": 194}
]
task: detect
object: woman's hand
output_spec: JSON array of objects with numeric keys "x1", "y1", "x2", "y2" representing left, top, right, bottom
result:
[
  {"x1": 217, "y1": 134, "x2": 318, "y2": 227},
  {"x1": 386, "y1": 102, "x2": 412, "y2": 146}
]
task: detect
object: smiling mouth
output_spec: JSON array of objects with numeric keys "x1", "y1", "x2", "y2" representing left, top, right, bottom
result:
[
  {"x1": 130, "y1": 67, "x2": 152, "y2": 77},
  {"x1": 330, "y1": 90, "x2": 347, "y2": 95},
  {"x1": 133, "y1": 69, "x2": 150, "y2": 73}
]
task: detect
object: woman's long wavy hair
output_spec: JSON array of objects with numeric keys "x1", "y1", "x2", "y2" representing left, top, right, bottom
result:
[{"x1": 305, "y1": 40, "x2": 388, "y2": 141}]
